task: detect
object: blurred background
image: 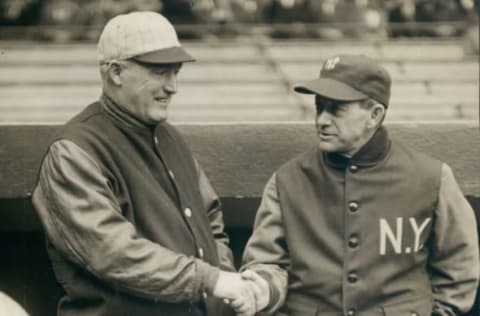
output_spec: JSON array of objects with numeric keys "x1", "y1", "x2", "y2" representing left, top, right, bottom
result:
[
  {"x1": 0, "y1": 0, "x2": 478, "y2": 123},
  {"x1": 1, "y1": 4, "x2": 478, "y2": 316}
]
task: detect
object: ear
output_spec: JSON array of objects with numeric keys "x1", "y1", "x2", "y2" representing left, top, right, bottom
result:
[
  {"x1": 368, "y1": 104, "x2": 385, "y2": 128},
  {"x1": 107, "y1": 62, "x2": 123, "y2": 86}
]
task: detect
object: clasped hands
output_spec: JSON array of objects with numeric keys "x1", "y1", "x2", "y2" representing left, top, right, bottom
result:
[{"x1": 213, "y1": 270, "x2": 270, "y2": 316}]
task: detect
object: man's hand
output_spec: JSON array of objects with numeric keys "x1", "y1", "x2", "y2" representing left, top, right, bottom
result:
[
  {"x1": 213, "y1": 271, "x2": 256, "y2": 316},
  {"x1": 241, "y1": 270, "x2": 270, "y2": 312}
]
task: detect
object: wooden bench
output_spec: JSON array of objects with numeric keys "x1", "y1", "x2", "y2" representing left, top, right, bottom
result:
[
  {"x1": 0, "y1": 122, "x2": 478, "y2": 316},
  {"x1": 265, "y1": 40, "x2": 469, "y2": 61}
]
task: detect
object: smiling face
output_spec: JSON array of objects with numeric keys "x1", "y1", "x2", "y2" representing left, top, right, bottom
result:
[
  {"x1": 314, "y1": 95, "x2": 383, "y2": 157},
  {"x1": 115, "y1": 60, "x2": 182, "y2": 124}
]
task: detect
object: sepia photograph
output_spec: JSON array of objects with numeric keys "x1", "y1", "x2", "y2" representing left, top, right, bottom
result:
[{"x1": 0, "y1": 1, "x2": 479, "y2": 315}]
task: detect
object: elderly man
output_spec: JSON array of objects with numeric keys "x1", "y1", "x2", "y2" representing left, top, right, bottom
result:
[
  {"x1": 241, "y1": 54, "x2": 479, "y2": 315},
  {"x1": 32, "y1": 11, "x2": 262, "y2": 316}
]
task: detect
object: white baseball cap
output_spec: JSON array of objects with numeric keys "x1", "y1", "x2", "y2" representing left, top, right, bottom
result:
[{"x1": 98, "y1": 11, "x2": 195, "y2": 64}]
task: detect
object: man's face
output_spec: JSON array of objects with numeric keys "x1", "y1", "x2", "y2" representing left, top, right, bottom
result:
[
  {"x1": 314, "y1": 95, "x2": 374, "y2": 156},
  {"x1": 119, "y1": 61, "x2": 182, "y2": 124}
]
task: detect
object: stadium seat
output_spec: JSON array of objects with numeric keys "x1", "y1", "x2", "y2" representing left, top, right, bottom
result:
[{"x1": 0, "y1": 39, "x2": 477, "y2": 123}]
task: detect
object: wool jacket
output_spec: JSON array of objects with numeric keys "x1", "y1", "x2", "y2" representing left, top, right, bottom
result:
[
  {"x1": 33, "y1": 96, "x2": 234, "y2": 316},
  {"x1": 242, "y1": 127, "x2": 479, "y2": 316}
]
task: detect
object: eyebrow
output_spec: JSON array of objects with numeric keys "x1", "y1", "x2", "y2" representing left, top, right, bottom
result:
[{"x1": 316, "y1": 99, "x2": 345, "y2": 108}]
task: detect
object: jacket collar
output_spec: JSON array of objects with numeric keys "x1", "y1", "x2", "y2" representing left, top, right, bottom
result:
[
  {"x1": 324, "y1": 126, "x2": 391, "y2": 169},
  {"x1": 101, "y1": 94, "x2": 155, "y2": 133}
]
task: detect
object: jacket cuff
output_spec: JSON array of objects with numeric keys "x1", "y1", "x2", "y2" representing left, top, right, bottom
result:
[
  {"x1": 255, "y1": 270, "x2": 280, "y2": 311},
  {"x1": 432, "y1": 304, "x2": 456, "y2": 316},
  {"x1": 195, "y1": 259, "x2": 221, "y2": 296}
]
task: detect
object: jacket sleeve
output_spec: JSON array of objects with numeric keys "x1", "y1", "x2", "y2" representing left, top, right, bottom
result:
[
  {"x1": 196, "y1": 160, "x2": 235, "y2": 272},
  {"x1": 429, "y1": 163, "x2": 480, "y2": 315},
  {"x1": 241, "y1": 174, "x2": 289, "y2": 314},
  {"x1": 32, "y1": 140, "x2": 220, "y2": 303}
]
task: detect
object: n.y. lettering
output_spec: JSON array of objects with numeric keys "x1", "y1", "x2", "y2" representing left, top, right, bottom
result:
[{"x1": 379, "y1": 217, "x2": 431, "y2": 255}]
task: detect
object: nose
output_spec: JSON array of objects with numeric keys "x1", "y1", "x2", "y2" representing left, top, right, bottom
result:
[
  {"x1": 315, "y1": 110, "x2": 332, "y2": 127},
  {"x1": 163, "y1": 71, "x2": 177, "y2": 95}
]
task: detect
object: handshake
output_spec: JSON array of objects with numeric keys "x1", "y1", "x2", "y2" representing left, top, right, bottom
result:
[{"x1": 213, "y1": 270, "x2": 270, "y2": 316}]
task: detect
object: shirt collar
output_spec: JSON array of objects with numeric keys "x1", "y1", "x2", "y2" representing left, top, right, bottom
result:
[{"x1": 324, "y1": 126, "x2": 391, "y2": 169}]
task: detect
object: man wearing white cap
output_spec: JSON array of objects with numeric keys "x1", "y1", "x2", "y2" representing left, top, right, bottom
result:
[
  {"x1": 241, "y1": 54, "x2": 479, "y2": 315},
  {"x1": 32, "y1": 11, "x2": 263, "y2": 316}
]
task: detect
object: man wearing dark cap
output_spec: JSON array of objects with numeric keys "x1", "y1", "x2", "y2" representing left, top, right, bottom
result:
[
  {"x1": 241, "y1": 54, "x2": 479, "y2": 315},
  {"x1": 32, "y1": 11, "x2": 263, "y2": 316}
]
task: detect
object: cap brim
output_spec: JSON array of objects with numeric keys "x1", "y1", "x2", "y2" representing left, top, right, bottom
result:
[
  {"x1": 132, "y1": 46, "x2": 195, "y2": 64},
  {"x1": 294, "y1": 78, "x2": 367, "y2": 101}
]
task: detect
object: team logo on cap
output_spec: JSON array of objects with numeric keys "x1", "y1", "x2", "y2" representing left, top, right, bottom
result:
[{"x1": 324, "y1": 56, "x2": 340, "y2": 71}]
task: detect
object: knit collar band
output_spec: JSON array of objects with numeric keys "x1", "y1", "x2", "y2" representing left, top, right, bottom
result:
[{"x1": 324, "y1": 126, "x2": 391, "y2": 169}]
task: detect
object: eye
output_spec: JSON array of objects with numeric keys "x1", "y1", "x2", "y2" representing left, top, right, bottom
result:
[
  {"x1": 151, "y1": 66, "x2": 181, "y2": 76},
  {"x1": 317, "y1": 103, "x2": 341, "y2": 115},
  {"x1": 151, "y1": 69, "x2": 169, "y2": 75},
  {"x1": 330, "y1": 106, "x2": 343, "y2": 115}
]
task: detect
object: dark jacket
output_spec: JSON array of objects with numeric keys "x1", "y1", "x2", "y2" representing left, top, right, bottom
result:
[
  {"x1": 242, "y1": 127, "x2": 479, "y2": 316},
  {"x1": 33, "y1": 97, "x2": 234, "y2": 315}
]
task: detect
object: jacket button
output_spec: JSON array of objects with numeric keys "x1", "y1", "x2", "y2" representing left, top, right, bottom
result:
[
  {"x1": 349, "y1": 164, "x2": 358, "y2": 172},
  {"x1": 184, "y1": 208, "x2": 192, "y2": 217},
  {"x1": 347, "y1": 273, "x2": 358, "y2": 283},
  {"x1": 198, "y1": 247, "x2": 204, "y2": 258},
  {"x1": 348, "y1": 201, "x2": 359, "y2": 212},
  {"x1": 154, "y1": 137, "x2": 159, "y2": 145},
  {"x1": 168, "y1": 170, "x2": 175, "y2": 179},
  {"x1": 347, "y1": 309, "x2": 355, "y2": 316},
  {"x1": 202, "y1": 292, "x2": 208, "y2": 300},
  {"x1": 348, "y1": 236, "x2": 359, "y2": 248}
]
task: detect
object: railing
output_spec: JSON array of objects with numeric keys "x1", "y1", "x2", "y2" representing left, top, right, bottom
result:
[{"x1": 0, "y1": 122, "x2": 478, "y2": 315}]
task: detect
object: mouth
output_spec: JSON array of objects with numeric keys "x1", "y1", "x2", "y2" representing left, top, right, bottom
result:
[
  {"x1": 318, "y1": 132, "x2": 336, "y2": 140},
  {"x1": 154, "y1": 97, "x2": 170, "y2": 105}
]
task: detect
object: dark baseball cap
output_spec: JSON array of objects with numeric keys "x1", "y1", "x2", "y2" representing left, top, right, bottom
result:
[{"x1": 294, "y1": 54, "x2": 391, "y2": 107}]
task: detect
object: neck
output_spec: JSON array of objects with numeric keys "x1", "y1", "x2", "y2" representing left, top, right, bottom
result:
[
  {"x1": 324, "y1": 126, "x2": 390, "y2": 169},
  {"x1": 101, "y1": 92, "x2": 154, "y2": 130}
]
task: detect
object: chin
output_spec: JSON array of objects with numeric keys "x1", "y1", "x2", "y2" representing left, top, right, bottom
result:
[
  {"x1": 318, "y1": 141, "x2": 337, "y2": 153},
  {"x1": 149, "y1": 112, "x2": 168, "y2": 123},
  {"x1": 152, "y1": 117, "x2": 167, "y2": 124}
]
